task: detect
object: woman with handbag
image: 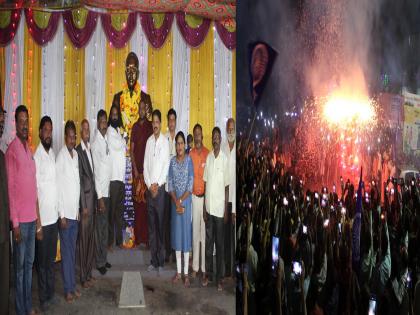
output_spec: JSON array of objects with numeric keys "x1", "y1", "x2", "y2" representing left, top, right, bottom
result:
[{"x1": 168, "y1": 131, "x2": 194, "y2": 287}]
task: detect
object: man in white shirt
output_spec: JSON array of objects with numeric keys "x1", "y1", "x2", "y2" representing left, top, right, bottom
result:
[
  {"x1": 76, "y1": 119, "x2": 96, "y2": 288},
  {"x1": 106, "y1": 104, "x2": 126, "y2": 249},
  {"x1": 144, "y1": 109, "x2": 170, "y2": 274},
  {"x1": 164, "y1": 108, "x2": 176, "y2": 262},
  {"x1": 165, "y1": 108, "x2": 177, "y2": 157},
  {"x1": 91, "y1": 110, "x2": 112, "y2": 275},
  {"x1": 202, "y1": 127, "x2": 229, "y2": 291},
  {"x1": 34, "y1": 116, "x2": 59, "y2": 311},
  {"x1": 56, "y1": 120, "x2": 81, "y2": 303},
  {"x1": 222, "y1": 118, "x2": 236, "y2": 278}
]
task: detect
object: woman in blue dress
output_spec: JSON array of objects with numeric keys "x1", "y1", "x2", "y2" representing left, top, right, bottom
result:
[{"x1": 168, "y1": 131, "x2": 194, "y2": 287}]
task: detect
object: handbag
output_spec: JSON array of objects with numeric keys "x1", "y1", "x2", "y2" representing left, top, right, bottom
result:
[{"x1": 133, "y1": 174, "x2": 147, "y2": 203}]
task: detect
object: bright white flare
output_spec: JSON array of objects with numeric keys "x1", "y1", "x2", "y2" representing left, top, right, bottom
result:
[{"x1": 323, "y1": 93, "x2": 375, "y2": 127}]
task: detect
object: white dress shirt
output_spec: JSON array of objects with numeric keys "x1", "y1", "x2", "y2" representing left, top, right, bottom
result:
[
  {"x1": 107, "y1": 126, "x2": 126, "y2": 182},
  {"x1": 0, "y1": 139, "x2": 7, "y2": 154},
  {"x1": 165, "y1": 131, "x2": 176, "y2": 157},
  {"x1": 164, "y1": 131, "x2": 176, "y2": 192},
  {"x1": 56, "y1": 145, "x2": 80, "y2": 220},
  {"x1": 34, "y1": 144, "x2": 59, "y2": 226},
  {"x1": 91, "y1": 130, "x2": 111, "y2": 199},
  {"x1": 203, "y1": 149, "x2": 230, "y2": 218},
  {"x1": 144, "y1": 133, "x2": 170, "y2": 189},
  {"x1": 222, "y1": 141, "x2": 236, "y2": 214},
  {"x1": 81, "y1": 140, "x2": 93, "y2": 172}
]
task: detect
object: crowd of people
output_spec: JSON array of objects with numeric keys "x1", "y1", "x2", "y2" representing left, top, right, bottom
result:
[
  {"x1": 236, "y1": 134, "x2": 420, "y2": 315},
  {"x1": 0, "y1": 51, "x2": 236, "y2": 315}
]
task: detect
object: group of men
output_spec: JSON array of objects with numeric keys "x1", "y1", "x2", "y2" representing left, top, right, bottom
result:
[
  {"x1": 0, "y1": 51, "x2": 236, "y2": 315},
  {"x1": 0, "y1": 104, "x2": 116, "y2": 314}
]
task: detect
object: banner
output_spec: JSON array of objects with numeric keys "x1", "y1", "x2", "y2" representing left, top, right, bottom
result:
[
  {"x1": 402, "y1": 91, "x2": 420, "y2": 154},
  {"x1": 378, "y1": 93, "x2": 404, "y2": 160}
]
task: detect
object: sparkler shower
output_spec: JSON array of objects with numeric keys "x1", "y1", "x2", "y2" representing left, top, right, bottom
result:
[{"x1": 290, "y1": 0, "x2": 386, "y2": 186}]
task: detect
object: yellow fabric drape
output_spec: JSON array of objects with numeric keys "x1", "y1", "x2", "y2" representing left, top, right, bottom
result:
[
  {"x1": 111, "y1": 12, "x2": 130, "y2": 31},
  {"x1": 147, "y1": 31, "x2": 173, "y2": 132},
  {"x1": 232, "y1": 50, "x2": 236, "y2": 120},
  {"x1": 185, "y1": 14, "x2": 203, "y2": 28},
  {"x1": 0, "y1": 11, "x2": 11, "y2": 29},
  {"x1": 0, "y1": 47, "x2": 5, "y2": 109},
  {"x1": 23, "y1": 23, "x2": 41, "y2": 151},
  {"x1": 190, "y1": 26, "x2": 214, "y2": 150},
  {"x1": 33, "y1": 11, "x2": 52, "y2": 29},
  {"x1": 71, "y1": 8, "x2": 89, "y2": 29},
  {"x1": 64, "y1": 33, "x2": 85, "y2": 129},
  {"x1": 152, "y1": 13, "x2": 165, "y2": 28},
  {"x1": 105, "y1": 42, "x2": 130, "y2": 115}
]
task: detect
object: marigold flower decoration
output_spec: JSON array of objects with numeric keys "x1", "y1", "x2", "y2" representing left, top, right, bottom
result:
[{"x1": 120, "y1": 83, "x2": 141, "y2": 141}]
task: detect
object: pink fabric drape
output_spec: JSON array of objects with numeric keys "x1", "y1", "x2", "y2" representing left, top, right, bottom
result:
[
  {"x1": 25, "y1": 9, "x2": 60, "y2": 46},
  {"x1": 1, "y1": 9, "x2": 235, "y2": 50},
  {"x1": 101, "y1": 12, "x2": 137, "y2": 48},
  {"x1": 215, "y1": 20, "x2": 235, "y2": 50},
  {"x1": 62, "y1": 10, "x2": 98, "y2": 49},
  {"x1": 139, "y1": 12, "x2": 174, "y2": 49},
  {"x1": 175, "y1": 12, "x2": 210, "y2": 48},
  {"x1": 0, "y1": 10, "x2": 21, "y2": 47}
]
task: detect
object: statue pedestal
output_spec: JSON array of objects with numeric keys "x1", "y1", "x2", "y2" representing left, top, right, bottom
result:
[{"x1": 123, "y1": 153, "x2": 135, "y2": 248}]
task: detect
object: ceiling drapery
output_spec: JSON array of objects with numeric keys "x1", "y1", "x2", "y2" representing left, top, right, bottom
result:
[
  {"x1": 0, "y1": 0, "x2": 235, "y2": 21},
  {"x1": 0, "y1": 8, "x2": 236, "y2": 50}
]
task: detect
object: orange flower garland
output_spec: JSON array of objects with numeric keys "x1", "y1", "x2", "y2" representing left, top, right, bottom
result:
[{"x1": 120, "y1": 82, "x2": 140, "y2": 143}]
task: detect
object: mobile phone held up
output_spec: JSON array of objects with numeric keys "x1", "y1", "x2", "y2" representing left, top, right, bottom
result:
[
  {"x1": 292, "y1": 261, "x2": 302, "y2": 276},
  {"x1": 406, "y1": 271, "x2": 412, "y2": 289},
  {"x1": 272, "y1": 236, "x2": 280, "y2": 276},
  {"x1": 368, "y1": 296, "x2": 376, "y2": 315}
]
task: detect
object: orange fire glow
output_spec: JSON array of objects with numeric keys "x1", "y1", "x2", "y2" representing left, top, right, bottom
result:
[
  {"x1": 317, "y1": 66, "x2": 377, "y2": 128},
  {"x1": 323, "y1": 90, "x2": 375, "y2": 127}
]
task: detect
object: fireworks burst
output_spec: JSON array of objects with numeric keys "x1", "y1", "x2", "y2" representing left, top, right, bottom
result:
[
  {"x1": 291, "y1": 88, "x2": 383, "y2": 188},
  {"x1": 322, "y1": 92, "x2": 376, "y2": 128}
]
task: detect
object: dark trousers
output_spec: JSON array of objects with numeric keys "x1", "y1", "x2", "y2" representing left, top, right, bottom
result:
[
  {"x1": 205, "y1": 214, "x2": 225, "y2": 284},
  {"x1": 0, "y1": 240, "x2": 9, "y2": 315},
  {"x1": 96, "y1": 197, "x2": 109, "y2": 268},
  {"x1": 134, "y1": 200, "x2": 148, "y2": 245},
  {"x1": 35, "y1": 221, "x2": 58, "y2": 305},
  {"x1": 147, "y1": 186, "x2": 165, "y2": 268},
  {"x1": 60, "y1": 219, "x2": 78, "y2": 295},
  {"x1": 224, "y1": 202, "x2": 234, "y2": 277},
  {"x1": 78, "y1": 209, "x2": 95, "y2": 284},
  {"x1": 108, "y1": 181, "x2": 124, "y2": 247},
  {"x1": 164, "y1": 192, "x2": 172, "y2": 259}
]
